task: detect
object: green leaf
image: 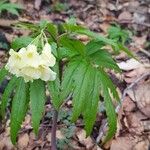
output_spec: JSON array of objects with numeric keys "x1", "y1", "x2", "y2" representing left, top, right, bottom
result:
[
  {"x1": 10, "y1": 78, "x2": 29, "y2": 144},
  {"x1": 7, "y1": 8, "x2": 19, "y2": 16},
  {"x1": 102, "y1": 87, "x2": 117, "y2": 144},
  {"x1": 98, "y1": 69, "x2": 118, "y2": 143},
  {"x1": 47, "y1": 64, "x2": 61, "y2": 109},
  {"x1": 11, "y1": 36, "x2": 33, "y2": 50},
  {"x1": 47, "y1": 23, "x2": 58, "y2": 39},
  {"x1": 59, "y1": 35, "x2": 86, "y2": 56},
  {"x1": 86, "y1": 40, "x2": 105, "y2": 55},
  {"x1": 107, "y1": 26, "x2": 130, "y2": 45},
  {"x1": 83, "y1": 68, "x2": 100, "y2": 135},
  {"x1": 61, "y1": 59, "x2": 81, "y2": 100},
  {"x1": 0, "y1": 2, "x2": 23, "y2": 16},
  {"x1": 99, "y1": 68, "x2": 119, "y2": 101},
  {"x1": 30, "y1": 79, "x2": 46, "y2": 134},
  {"x1": 0, "y1": 76, "x2": 17, "y2": 117},
  {"x1": 0, "y1": 67, "x2": 8, "y2": 85},
  {"x1": 71, "y1": 61, "x2": 91, "y2": 121},
  {"x1": 89, "y1": 49, "x2": 121, "y2": 72},
  {"x1": 63, "y1": 24, "x2": 117, "y2": 48}
]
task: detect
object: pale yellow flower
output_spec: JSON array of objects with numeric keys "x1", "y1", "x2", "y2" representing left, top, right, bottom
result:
[
  {"x1": 5, "y1": 49, "x2": 24, "y2": 76},
  {"x1": 39, "y1": 65, "x2": 56, "y2": 81},
  {"x1": 22, "y1": 44, "x2": 41, "y2": 68},
  {"x1": 6, "y1": 43, "x2": 57, "y2": 82},
  {"x1": 41, "y1": 43, "x2": 56, "y2": 67},
  {"x1": 21, "y1": 67, "x2": 41, "y2": 80}
]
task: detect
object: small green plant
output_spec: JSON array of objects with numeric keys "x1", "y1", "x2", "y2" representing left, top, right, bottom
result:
[
  {"x1": 0, "y1": 0, "x2": 23, "y2": 16},
  {"x1": 0, "y1": 20, "x2": 134, "y2": 149},
  {"x1": 108, "y1": 25, "x2": 132, "y2": 44},
  {"x1": 52, "y1": 2, "x2": 68, "y2": 12}
]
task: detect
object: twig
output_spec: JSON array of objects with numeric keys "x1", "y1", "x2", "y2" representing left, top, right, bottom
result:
[{"x1": 96, "y1": 72, "x2": 150, "y2": 144}]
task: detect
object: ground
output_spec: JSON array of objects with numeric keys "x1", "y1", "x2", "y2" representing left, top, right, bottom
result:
[{"x1": 0, "y1": 0, "x2": 150, "y2": 150}]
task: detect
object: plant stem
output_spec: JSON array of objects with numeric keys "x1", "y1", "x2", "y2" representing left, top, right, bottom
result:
[{"x1": 51, "y1": 109, "x2": 58, "y2": 150}]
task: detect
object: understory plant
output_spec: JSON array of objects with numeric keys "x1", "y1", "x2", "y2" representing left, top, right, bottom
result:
[
  {"x1": 0, "y1": 0, "x2": 23, "y2": 16},
  {"x1": 0, "y1": 20, "x2": 134, "y2": 149}
]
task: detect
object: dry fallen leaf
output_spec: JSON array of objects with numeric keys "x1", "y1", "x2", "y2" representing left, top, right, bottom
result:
[
  {"x1": 76, "y1": 129, "x2": 94, "y2": 149},
  {"x1": 117, "y1": 58, "x2": 150, "y2": 83},
  {"x1": 0, "y1": 134, "x2": 14, "y2": 150},
  {"x1": 117, "y1": 58, "x2": 142, "y2": 71},
  {"x1": 56, "y1": 130, "x2": 64, "y2": 139},
  {"x1": 118, "y1": 11, "x2": 132, "y2": 22},
  {"x1": 18, "y1": 133, "x2": 29, "y2": 149},
  {"x1": 34, "y1": 0, "x2": 42, "y2": 10},
  {"x1": 99, "y1": 23, "x2": 110, "y2": 33},
  {"x1": 127, "y1": 81, "x2": 150, "y2": 117},
  {"x1": 110, "y1": 137, "x2": 134, "y2": 150}
]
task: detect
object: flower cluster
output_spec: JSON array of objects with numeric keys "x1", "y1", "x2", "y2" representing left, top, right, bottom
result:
[{"x1": 6, "y1": 43, "x2": 56, "y2": 82}]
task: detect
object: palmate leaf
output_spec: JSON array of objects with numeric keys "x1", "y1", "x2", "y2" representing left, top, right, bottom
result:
[
  {"x1": 62, "y1": 58, "x2": 118, "y2": 141},
  {"x1": 0, "y1": 67, "x2": 8, "y2": 85},
  {"x1": 30, "y1": 79, "x2": 46, "y2": 134},
  {"x1": 59, "y1": 35, "x2": 86, "y2": 57},
  {"x1": 102, "y1": 86, "x2": 117, "y2": 144},
  {"x1": 71, "y1": 61, "x2": 91, "y2": 121},
  {"x1": 89, "y1": 49, "x2": 121, "y2": 72},
  {"x1": 99, "y1": 68, "x2": 119, "y2": 101},
  {"x1": 0, "y1": 76, "x2": 17, "y2": 118},
  {"x1": 86, "y1": 40, "x2": 105, "y2": 55},
  {"x1": 10, "y1": 78, "x2": 29, "y2": 144},
  {"x1": 85, "y1": 40, "x2": 120, "y2": 72},
  {"x1": 98, "y1": 69, "x2": 118, "y2": 143},
  {"x1": 63, "y1": 24, "x2": 135, "y2": 58},
  {"x1": 60, "y1": 58, "x2": 81, "y2": 101},
  {"x1": 83, "y1": 67, "x2": 100, "y2": 135}
]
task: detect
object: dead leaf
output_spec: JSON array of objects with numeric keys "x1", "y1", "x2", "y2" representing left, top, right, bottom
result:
[
  {"x1": 117, "y1": 58, "x2": 142, "y2": 71},
  {"x1": 46, "y1": 133, "x2": 51, "y2": 142},
  {"x1": 0, "y1": 134, "x2": 15, "y2": 150},
  {"x1": 56, "y1": 130, "x2": 64, "y2": 139},
  {"x1": 76, "y1": 35, "x2": 89, "y2": 42},
  {"x1": 127, "y1": 81, "x2": 150, "y2": 117},
  {"x1": 117, "y1": 58, "x2": 150, "y2": 83},
  {"x1": 118, "y1": 11, "x2": 132, "y2": 22},
  {"x1": 99, "y1": 23, "x2": 110, "y2": 33},
  {"x1": 133, "y1": 140, "x2": 149, "y2": 150},
  {"x1": 34, "y1": 0, "x2": 42, "y2": 10},
  {"x1": 76, "y1": 129, "x2": 94, "y2": 149},
  {"x1": 18, "y1": 133, "x2": 29, "y2": 149},
  {"x1": 110, "y1": 137, "x2": 135, "y2": 150},
  {"x1": 132, "y1": 35, "x2": 147, "y2": 47}
]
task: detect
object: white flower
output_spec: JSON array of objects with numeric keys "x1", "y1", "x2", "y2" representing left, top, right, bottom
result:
[
  {"x1": 6, "y1": 43, "x2": 57, "y2": 82},
  {"x1": 5, "y1": 49, "x2": 24, "y2": 76},
  {"x1": 38, "y1": 65, "x2": 56, "y2": 81},
  {"x1": 22, "y1": 44, "x2": 41, "y2": 68},
  {"x1": 41, "y1": 43, "x2": 56, "y2": 67},
  {"x1": 21, "y1": 66, "x2": 41, "y2": 80}
]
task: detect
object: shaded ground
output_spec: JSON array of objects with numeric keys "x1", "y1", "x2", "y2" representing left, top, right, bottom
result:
[{"x1": 0, "y1": 0, "x2": 150, "y2": 149}]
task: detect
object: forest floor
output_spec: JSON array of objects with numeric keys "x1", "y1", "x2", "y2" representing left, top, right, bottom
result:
[{"x1": 0, "y1": 0, "x2": 150, "y2": 150}]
